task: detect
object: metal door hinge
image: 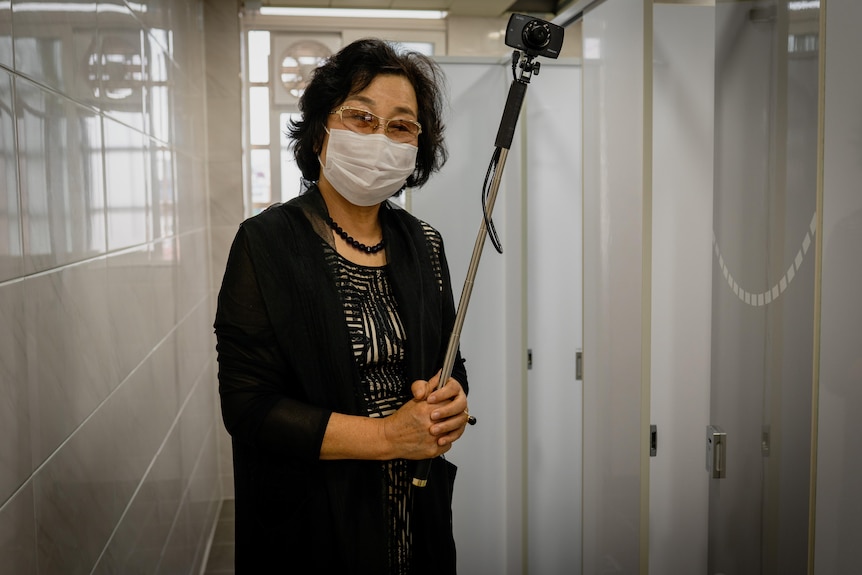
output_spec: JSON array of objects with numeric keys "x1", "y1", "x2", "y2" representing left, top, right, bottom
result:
[
  {"x1": 527, "y1": 348, "x2": 533, "y2": 370},
  {"x1": 650, "y1": 424, "x2": 657, "y2": 457},
  {"x1": 575, "y1": 350, "x2": 583, "y2": 381}
]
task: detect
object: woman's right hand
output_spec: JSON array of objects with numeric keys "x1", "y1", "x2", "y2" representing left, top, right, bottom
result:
[
  {"x1": 320, "y1": 378, "x2": 462, "y2": 461},
  {"x1": 381, "y1": 379, "x2": 450, "y2": 460}
]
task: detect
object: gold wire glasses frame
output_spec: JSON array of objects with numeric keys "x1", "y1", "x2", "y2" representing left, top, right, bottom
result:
[{"x1": 330, "y1": 106, "x2": 422, "y2": 143}]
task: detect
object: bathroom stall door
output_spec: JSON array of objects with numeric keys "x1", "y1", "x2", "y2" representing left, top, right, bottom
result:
[
  {"x1": 815, "y1": 2, "x2": 862, "y2": 573},
  {"x1": 709, "y1": 2, "x2": 820, "y2": 574},
  {"x1": 581, "y1": 1, "x2": 652, "y2": 572},
  {"x1": 412, "y1": 59, "x2": 524, "y2": 575},
  {"x1": 649, "y1": 4, "x2": 714, "y2": 574},
  {"x1": 525, "y1": 60, "x2": 582, "y2": 574}
]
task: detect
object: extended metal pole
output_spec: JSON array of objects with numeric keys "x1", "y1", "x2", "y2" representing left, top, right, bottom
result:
[
  {"x1": 439, "y1": 148, "x2": 509, "y2": 385},
  {"x1": 412, "y1": 52, "x2": 537, "y2": 488},
  {"x1": 411, "y1": 148, "x2": 508, "y2": 488}
]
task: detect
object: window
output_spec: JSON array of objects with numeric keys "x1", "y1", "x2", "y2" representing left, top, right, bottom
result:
[{"x1": 242, "y1": 21, "x2": 443, "y2": 216}]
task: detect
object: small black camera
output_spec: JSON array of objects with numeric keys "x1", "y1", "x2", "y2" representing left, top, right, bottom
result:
[{"x1": 504, "y1": 13, "x2": 564, "y2": 59}]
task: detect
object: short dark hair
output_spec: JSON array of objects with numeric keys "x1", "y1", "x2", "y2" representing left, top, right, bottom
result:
[{"x1": 287, "y1": 38, "x2": 448, "y2": 189}]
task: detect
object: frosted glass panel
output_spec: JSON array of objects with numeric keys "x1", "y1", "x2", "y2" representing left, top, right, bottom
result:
[
  {"x1": 582, "y1": 1, "x2": 649, "y2": 572},
  {"x1": 709, "y1": 2, "x2": 819, "y2": 573}
]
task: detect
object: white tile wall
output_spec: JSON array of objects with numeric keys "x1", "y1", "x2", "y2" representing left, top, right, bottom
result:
[{"x1": 0, "y1": 1, "x2": 222, "y2": 572}]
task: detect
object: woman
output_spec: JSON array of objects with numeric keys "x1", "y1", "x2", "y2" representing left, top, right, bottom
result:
[{"x1": 214, "y1": 38, "x2": 471, "y2": 573}]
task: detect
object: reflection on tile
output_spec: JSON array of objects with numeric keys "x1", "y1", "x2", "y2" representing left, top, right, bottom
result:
[
  {"x1": 92, "y1": 399, "x2": 185, "y2": 574},
  {"x1": 11, "y1": 0, "x2": 100, "y2": 107},
  {"x1": 179, "y1": 364, "x2": 216, "y2": 481},
  {"x1": 176, "y1": 299, "x2": 216, "y2": 403},
  {"x1": 171, "y1": 1, "x2": 204, "y2": 81},
  {"x1": 177, "y1": 229, "x2": 210, "y2": 315},
  {"x1": 188, "y1": 434, "x2": 220, "y2": 573},
  {"x1": 4, "y1": 0, "x2": 223, "y2": 572},
  {"x1": 0, "y1": 482, "x2": 37, "y2": 574},
  {"x1": 26, "y1": 259, "x2": 119, "y2": 465},
  {"x1": 104, "y1": 117, "x2": 149, "y2": 251},
  {"x1": 0, "y1": 280, "x2": 31, "y2": 505},
  {"x1": 206, "y1": 158, "x2": 243, "y2": 229},
  {"x1": 90, "y1": 335, "x2": 219, "y2": 575},
  {"x1": 130, "y1": 0, "x2": 173, "y2": 36},
  {"x1": 176, "y1": 154, "x2": 209, "y2": 234},
  {"x1": 96, "y1": 1, "x2": 146, "y2": 131},
  {"x1": 161, "y1": 424, "x2": 219, "y2": 575},
  {"x1": 106, "y1": 246, "x2": 174, "y2": 379},
  {"x1": 150, "y1": 237, "x2": 179, "y2": 338},
  {"x1": 145, "y1": 34, "x2": 174, "y2": 144},
  {"x1": 173, "y1": 87, "x2": 207, "y2": 156},
  {"x1": 33, "y1": 413, "x2": 118, "y2": 574},
  {"x1": 0, "y1": 69, "x2": 23, "y2": 282},
  {"x1": 33, "y1": 333, "x2": 182, "y2": 574},
  {"x1": 203, "y1": 499, "x2": 235, "y2": 573},
  {"x1": 151, "y1": 147, "x2": 176, "y2": 240},
  {"x1": 0, "y1": 2, "x2": 11, "y2": 69},
  {"x1": 15, "y1": 78, "x2": 106, "y2": 274}
]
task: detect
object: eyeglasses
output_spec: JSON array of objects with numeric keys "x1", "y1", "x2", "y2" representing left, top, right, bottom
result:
[{"x1": 330, "y1": 106, "x2": 422, "y2": 143}]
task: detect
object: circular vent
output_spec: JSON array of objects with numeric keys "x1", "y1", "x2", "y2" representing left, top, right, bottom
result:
[{"x1": 279, "y1": 40, "x2": 331, "y2": 98}]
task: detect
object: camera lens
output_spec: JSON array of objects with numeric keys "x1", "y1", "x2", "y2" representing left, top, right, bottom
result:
[{"x1": 523, "y1": 21, "x2": 551, "y2": 49}]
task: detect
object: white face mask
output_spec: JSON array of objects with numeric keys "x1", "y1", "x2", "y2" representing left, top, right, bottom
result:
[{"x1": 319, "y1": 128, "x2": 418, "y2": 207}]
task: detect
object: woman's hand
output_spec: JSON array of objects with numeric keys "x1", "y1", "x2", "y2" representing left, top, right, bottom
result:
[
  {"x1": 381, "y1": 372, "x2": 470, "y2": 460},
  {"x1": 423, "y1": 372, "x2": 470, "y2": 447},
  {"x1": 322, "y1": 373, "x2": 470, "y2": 461}
]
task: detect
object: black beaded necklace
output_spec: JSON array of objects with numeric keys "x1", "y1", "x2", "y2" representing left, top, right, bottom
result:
[{"x1": 325, "y1": 215, "x2": 385, "y2": 254}]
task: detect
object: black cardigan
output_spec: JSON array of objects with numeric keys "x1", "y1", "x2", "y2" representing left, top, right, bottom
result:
[{"x1": 214, "y1": 187, "x2": 468, "y2": 573}]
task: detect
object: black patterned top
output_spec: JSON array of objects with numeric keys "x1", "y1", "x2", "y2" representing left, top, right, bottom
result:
[{"x1": 329, "y1": 251, "x2": 414, "y2": 574}]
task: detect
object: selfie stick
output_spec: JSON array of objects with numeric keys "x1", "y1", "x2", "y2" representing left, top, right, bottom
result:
[{"x1": 412, "y1": 50, "x2": 542, "y2": 488}]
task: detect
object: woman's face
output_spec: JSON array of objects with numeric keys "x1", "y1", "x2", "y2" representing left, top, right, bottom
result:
[{"x1": 319, "y1": 73, "x2": 420, "y2": 166}]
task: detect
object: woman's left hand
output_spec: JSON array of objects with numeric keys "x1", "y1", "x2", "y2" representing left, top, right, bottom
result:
[{"x1": 411, "y1": 372, "x2": 470, "y2": 447}]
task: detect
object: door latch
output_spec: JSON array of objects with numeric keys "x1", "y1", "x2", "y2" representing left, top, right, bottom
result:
[
  {"x1": 575, "y1": 350, "x2": 583, "y2": 381},
  {"x1": 706, "y1": 425, "x2": 726, "y2": 479}
]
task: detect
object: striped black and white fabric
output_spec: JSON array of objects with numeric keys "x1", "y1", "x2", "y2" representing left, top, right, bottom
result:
[{"x1": 330, "y1": 249, "x2": 414, "y2": 574}]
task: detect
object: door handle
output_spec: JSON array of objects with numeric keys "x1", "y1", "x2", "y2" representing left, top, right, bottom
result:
[{"x1": 706, "y1": 425, "x2": 726, "y2": 479}]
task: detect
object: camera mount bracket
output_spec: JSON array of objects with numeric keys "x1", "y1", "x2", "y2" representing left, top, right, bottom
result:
[{"x1": 514, "y1": 50, "x2": 542, "y2": 79}]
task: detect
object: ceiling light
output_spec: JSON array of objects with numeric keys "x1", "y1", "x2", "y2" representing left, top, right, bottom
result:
[
  {"x1": 788, "y1": 1, "x2": 819, "y2": 10},
  {"x1": 259, "y1": 7, "x2": 448, "y2": 19}
]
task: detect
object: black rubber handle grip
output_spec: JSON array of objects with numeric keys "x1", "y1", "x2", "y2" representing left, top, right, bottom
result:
[
  {"x1": 494, "y1": 80, "x2": 528, "y2": 150},
  {"x1": 413, "y1": 458, "x2": 433, "y2": 488}
]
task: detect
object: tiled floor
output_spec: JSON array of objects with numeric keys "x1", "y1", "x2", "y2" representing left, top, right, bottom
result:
[{"x1": 204, "y1": 499, "x2": 235, "y2": 574}]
